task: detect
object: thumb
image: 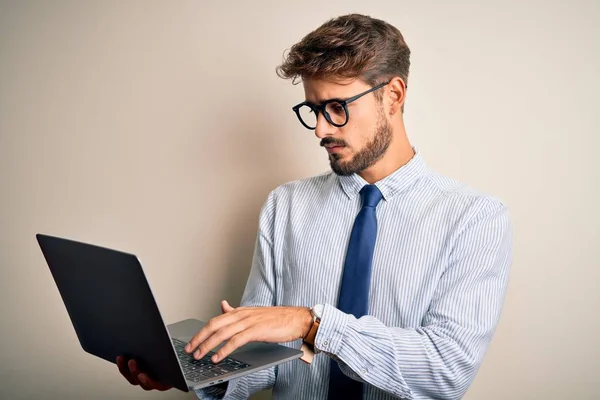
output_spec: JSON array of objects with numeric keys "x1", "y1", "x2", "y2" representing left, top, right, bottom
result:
[{"x1": 221, "y1": 300, "x2": 234, "y2": 314}]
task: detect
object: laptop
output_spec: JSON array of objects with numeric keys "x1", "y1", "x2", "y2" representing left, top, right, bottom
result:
[{"x1": 35, "y1": 233, "x2": 303, "y2": 392}]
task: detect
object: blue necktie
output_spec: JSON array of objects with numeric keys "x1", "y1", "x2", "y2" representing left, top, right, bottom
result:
[{"x1": 328, "y1": 184, "x2": 383, "y2": 400}]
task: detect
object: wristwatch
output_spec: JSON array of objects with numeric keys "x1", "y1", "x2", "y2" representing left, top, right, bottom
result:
[{"x1": 304, "y1": 304, "x2": 324, "y2": 347}]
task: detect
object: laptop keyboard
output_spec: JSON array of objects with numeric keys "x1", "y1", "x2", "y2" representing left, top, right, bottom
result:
[{"x1": 172, "y1": 338, "x2": 251, "y2": 383}]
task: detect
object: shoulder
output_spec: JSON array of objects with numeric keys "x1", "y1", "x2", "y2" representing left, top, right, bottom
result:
[
  {"x1": 418, "y1": 167, "x2": 511, "y2": 237},
  {"x1": 257, "y1": 170, "x2": 336, "y2": 220},
  {"x1": 274, "y1": 171, "x2": 335, "y2": 196},
  {"x1": 263, "y1": 170, "x2": 336, "y2": 207}
]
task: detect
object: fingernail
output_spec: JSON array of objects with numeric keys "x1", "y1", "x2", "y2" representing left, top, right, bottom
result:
[
  {"x1": 194, "y1": 350, "x2": 200, "y2": 359},
  {"x1": 211, "y1": 355, "x2": 218, "y2": 363},
  {"x1": 185, "y1": 344, "x2": 191, "y2": 352}
]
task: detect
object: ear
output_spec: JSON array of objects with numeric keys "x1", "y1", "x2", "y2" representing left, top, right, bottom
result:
[{"x1": 386, "y1": 77, "x2": 407, "y2": 115}]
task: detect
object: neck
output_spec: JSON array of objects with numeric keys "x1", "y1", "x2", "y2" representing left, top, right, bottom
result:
[{"x1": 358, "y1": 124, "x2": 415, "y2": 184}]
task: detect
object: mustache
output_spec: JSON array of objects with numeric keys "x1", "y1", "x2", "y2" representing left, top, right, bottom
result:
[{"x1": 320, "y1": 137, "x2": 347, "y2": 147}]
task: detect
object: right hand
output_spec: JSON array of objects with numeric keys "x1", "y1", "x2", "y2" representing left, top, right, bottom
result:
[{"x1": 116, "y1": 356, "x2": 172, "y2": 391}]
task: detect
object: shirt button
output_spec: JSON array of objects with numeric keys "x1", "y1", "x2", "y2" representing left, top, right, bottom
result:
[
  {"x1": 361, "y1": 368, "x2": 368, "y2": 374},
  {"x1": 322, "y1": 340, "x2": 329, "y2": 347}
]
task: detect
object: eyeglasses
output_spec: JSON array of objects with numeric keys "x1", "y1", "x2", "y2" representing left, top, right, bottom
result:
[{"x1": 291, "y1": 80, "x2": 390, "y2": 130}]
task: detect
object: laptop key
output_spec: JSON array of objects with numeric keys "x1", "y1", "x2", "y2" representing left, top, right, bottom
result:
[
  {"x1": 212, "y1": 366, "x2": 228, "y2": 374},
  {"x1": 217, "y1": 365, "x2": 233, "y2": 373},
  {"x1": 186, "y1": 372, "x2": 203, "y2": 381}
]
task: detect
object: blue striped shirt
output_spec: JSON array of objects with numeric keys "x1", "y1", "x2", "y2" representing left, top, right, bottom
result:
[{"x1": 195, "y1": 148, "x2": 513, "y2": 400}]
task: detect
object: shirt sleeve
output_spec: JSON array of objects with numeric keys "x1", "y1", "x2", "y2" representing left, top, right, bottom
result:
[
  {"x1": 195, "y1": 193, "x2": 279, "y2": 400},
  {"x1": 314, "y1": 200, "x2": 513, "y2": 400}
]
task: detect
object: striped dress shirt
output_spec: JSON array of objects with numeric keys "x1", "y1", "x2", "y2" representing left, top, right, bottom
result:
[{"x1": 195, "y1": 148, "x2": 513, "y2": 400}]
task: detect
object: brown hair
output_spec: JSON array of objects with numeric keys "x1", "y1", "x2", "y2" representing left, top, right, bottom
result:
[{"x1": 276, "y1": 13, "x2": 411, "y2": 89}]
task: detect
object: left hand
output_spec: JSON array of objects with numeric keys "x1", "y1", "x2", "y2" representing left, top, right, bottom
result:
[{"x1": 184, "y1": 300, "x2": 313, "y2": 363}]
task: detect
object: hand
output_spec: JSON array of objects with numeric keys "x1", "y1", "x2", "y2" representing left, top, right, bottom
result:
[
  {"x1": 116, "y1": 356, "x2": 172, "y2": 391},
  {"x1": 184, "y1": 300, "x2": 313, "y2": 363}
]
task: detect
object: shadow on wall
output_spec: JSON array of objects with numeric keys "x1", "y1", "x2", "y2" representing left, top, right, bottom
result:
[
  {"x1": 191, "y1": 101, "x2": 307, "y2": 308},
  {"x1": 181, "y1": 95, "x2": 309, "y2": 400}
]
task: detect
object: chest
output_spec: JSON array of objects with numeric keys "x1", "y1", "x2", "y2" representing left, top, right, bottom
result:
[{"x1": 272, "y1": 200, "x2": 455, "y2": 327}]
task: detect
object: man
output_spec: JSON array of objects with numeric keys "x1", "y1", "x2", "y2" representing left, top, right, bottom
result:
[{"x1": 118, "y1": 13, "x2": 512, "y2": 400}]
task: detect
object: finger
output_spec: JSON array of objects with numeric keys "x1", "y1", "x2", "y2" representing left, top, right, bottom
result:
[
  {"x1": 212, "y1": 326, "x2": 259, "y2": 362},
  {"x1": 137, "y1": 374, "x2": 153, "y2": 391},
  {"x1": 192, "y1": 317, "x2": 251, "y2": 360},
  {"x1": 137, "y1": 378, "x2": 153, "y2": 391},
  {"x1": 138, "y1": 373, "x2": 172, "y2": 391},
  {"x1": 128, "y1": 359, "x2": 144, "y2": 386},
  {"x1": 129, "y1": 361, "x2": 153, "y2": 391},
  {"x1": 117, "y1": 356, "x2": 138, "y2": 385},
  {"x1": 185, "y1": 312, "x2": 243, "y2": 354},
  {"x1": 221, "y1": 300, "x2": 235, "y2": 313}
]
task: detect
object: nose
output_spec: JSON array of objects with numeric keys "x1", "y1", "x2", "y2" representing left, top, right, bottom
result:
[{"x1": 314, "y1": 112, "x2": 336, "y2": 139}]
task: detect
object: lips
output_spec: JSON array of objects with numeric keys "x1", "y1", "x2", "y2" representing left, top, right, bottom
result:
[{"x1": 325, "y1": 145, "x2": 344, "y2": 154}]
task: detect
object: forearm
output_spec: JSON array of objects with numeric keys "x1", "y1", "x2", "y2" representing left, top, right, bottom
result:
[{"x1": 315, "y1": 305, "x2": 487, "y2": 400}]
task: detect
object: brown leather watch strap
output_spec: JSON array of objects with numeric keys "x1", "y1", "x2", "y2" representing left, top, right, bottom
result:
[
  {"x1": 304, "y1": 319, "x2": 320, "y2": 346},
  {"x1": 300, "y1": 319, "x2": 320, "y2": 364}
]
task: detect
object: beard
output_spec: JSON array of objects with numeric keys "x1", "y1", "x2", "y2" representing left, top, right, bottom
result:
[{"x1": 325, "y1": 110, "x2": 393, "y2": 176}]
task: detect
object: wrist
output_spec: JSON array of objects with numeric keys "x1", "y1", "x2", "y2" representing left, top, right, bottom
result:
[
  {"x1": 303, "y1": 304, "x2": 323, "y2": 343},
  {"x1": 300, "y1": 307, "x2": 313, "y2": 338}
]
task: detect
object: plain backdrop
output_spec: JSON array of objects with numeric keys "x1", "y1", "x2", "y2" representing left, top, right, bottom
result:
[{"x1": 1, "y1": 1, "x2": 599, "y2": 399}]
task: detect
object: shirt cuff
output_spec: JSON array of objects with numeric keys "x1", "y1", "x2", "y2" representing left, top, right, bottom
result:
[{"x1": 313, "y1": 303, "x2": 352, "y2": 356}]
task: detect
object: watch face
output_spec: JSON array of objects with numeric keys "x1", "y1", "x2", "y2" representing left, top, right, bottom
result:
[{"x1": 312, "y1": 304, "x2": 324, "y2": 319}]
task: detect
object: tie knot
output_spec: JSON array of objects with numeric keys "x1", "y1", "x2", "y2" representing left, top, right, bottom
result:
[{"x1": 360, "y1": 185, "x2": 383, "y2": 208}]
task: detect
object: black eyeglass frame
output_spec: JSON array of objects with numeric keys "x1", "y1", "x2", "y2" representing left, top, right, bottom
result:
[{"x1": 291, "y1": 80, "x2": 392, "y2": 130}]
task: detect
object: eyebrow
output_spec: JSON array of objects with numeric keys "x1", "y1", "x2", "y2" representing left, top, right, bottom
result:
[{"x1": 305, "y1": 95, "x2": 348, "y2": 105}]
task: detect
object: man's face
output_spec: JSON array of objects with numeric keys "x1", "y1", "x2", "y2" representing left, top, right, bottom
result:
[{"x1": 301, "y1": 78, "x2": 393, "y2": 176}]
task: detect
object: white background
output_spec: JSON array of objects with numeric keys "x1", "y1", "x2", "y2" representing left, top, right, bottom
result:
[{"x1": 1, "y1": 1, "x2": 598, "y2": 399}]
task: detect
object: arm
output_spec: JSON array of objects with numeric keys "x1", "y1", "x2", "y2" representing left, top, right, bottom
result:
[
  {"x1": 195, "y1": 194, "x2": 279, "y2": 400},
  {"x1": 314, "y1": 201, "x2": 513, "y2": 400}
]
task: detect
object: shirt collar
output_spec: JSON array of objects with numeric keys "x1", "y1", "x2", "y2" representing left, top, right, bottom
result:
[{"x1": 338, "y1": 147, "x2": 427, "y2": 202}]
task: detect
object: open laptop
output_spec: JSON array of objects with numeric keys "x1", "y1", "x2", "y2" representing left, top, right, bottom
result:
[{"x1": 35, "y1": 233, "x2": 303, "y2": 392}]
